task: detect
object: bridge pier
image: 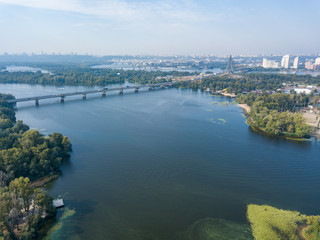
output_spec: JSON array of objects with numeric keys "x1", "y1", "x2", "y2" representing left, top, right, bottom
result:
[
  {"x1": 134, "y1": 87, "x2": 139, "y2": 93},
  {"x1": 102, "y1": 91, "x2": 106, "y2": 97},
  {"x1": 119, "y1": 88, "x2": 123, "y2": 95},
  {"x1": 35, "y1": 99, "x2": 39, "y2": 106},
  {"x1": 60, "y1": 96, "x2": 65, "y2": 103},
  {"x1": 148, "y1": 87, "x2": 152, "y2": 91},
  {"x1": 82, "y1": 94, "x2": 86, "y2": 100}
]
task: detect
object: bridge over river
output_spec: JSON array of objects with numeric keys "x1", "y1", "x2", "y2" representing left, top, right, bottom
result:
[
  {"x1": 6, "y1": 82, "x2": 176, "y2": 105},
  {"x1": 6, "y1": 70, "x2": 227, "y2": 106}
]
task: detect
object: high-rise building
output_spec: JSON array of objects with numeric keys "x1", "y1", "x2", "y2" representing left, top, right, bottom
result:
[
  {"x1": 314, "y1": 58, "x2": 320, "y2": 71},
  {"x1": 293, "y1": 57, "x2": 299, "y2": 69},
  {"x1": 262, "y1": 58, "x2": 268, "y2": 68},
  {"x1": 281, "y1": 55, "x2": 290, "y2": 68},
  {"x1": 305, "y1": 61, "x2": 313, "y2": 70}
]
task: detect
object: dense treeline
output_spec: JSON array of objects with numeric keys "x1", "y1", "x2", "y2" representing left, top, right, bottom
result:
[
  {"x1": 0, "y1": 93, "x2": 72, "y2": 239},
  {"x1": 237, "y1": 92, "x2": 311, "y2": 111},
  {"x1": 0, "y1": 130, "x2": 71, "y2": 180},
  {"x1": 177, "y1": 73, "x2": 320, "y2": 93},
  {"x1": 237, "y1": 93, "x2": 311, "y2": 138},
  {"x1": 245, "y1": 73, "x2": 320, "y2": 86},
  {"x1": 0, "y1": 67, "x2": 194, "y2": 86},
  {"x1": 177, "y1": 75, "x2": 284, "y2": 94},
  {"x1": 0, "y1": 95, "x2": 71, "y2": 180}
]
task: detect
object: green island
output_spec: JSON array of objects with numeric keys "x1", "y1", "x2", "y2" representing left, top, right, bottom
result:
[
  {"x1": 247, "y1": 204, "x2": 320, "y2": 240},
  {"x1": 0, "y1": 93, "x2": 72, "y2": 239}
]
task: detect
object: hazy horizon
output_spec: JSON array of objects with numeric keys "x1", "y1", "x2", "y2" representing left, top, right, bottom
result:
[{"x1": 1, "y1": 0, "x2": 319, "y2": 56}]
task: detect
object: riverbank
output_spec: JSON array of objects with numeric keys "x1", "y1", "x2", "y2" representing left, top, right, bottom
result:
[{"x1": 30, "y1": 174, "x2": 59, "y2": 188}]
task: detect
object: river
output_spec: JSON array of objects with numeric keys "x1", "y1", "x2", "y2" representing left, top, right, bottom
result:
[{"x1": 0, "y1": 83, "x2": 319, "y2": 239}]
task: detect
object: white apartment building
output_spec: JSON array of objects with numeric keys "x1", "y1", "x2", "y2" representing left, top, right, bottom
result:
[
  {"x1": 281, "y1": 55, "x2": 290, "y2": 68},
  {"x1": 293, "y1": 57, "x2": 299, "y2": 69}
]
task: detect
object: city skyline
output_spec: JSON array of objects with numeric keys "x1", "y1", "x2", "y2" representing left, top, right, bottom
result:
[{"x1": 0, "y1": 0, "x2": 319, "y2": 55}]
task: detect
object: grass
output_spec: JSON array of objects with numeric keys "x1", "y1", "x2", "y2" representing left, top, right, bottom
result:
[
  {"x1": 43, "y1": 208, "x2": 76, "y2": 240},
  {"x1": 182, "y1": 217, "x2": 253, "y2": 240},
  {"x1": 240, "y1": 113, "x2": 247, "y2": 118},
  {"x1": 207, "y1": 118, "x2": 226, "y2": 125},
  {"x1": 218, "y1": 118, "x2": 226, "y2": 123},
  {"x1": 247, "y1": 204, "x2": 307, "y2": 240},
  {"x1": 285, "y1": 137, "x2": 311, "y2": 142}
]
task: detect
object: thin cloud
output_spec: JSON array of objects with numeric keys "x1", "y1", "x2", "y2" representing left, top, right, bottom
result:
[{"x1": 0, "y1": 0, "x2": 221, "y2": 23}]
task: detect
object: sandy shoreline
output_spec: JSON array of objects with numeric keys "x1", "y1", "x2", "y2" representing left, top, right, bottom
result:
[
  {"x1": 30, "y1": 174, "x2": 59, "y2": 187},
  {"x1": 301, "y1": 110, "x2": 320, "y2": 138},
  {"x1": 220, "y1": 92, "x2": 236, "y2": 98},
  {"x1": 238, "y1": 104, "x2": 251, "y2": 114}
]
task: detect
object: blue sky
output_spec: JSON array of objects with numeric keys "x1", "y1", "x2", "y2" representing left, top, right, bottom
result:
[{"x1": 0, "y1": 0, "x2": 319, "y2": 55}]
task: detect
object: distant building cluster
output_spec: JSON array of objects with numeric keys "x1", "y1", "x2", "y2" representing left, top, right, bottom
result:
[
  {"x1": 279, "y1": 83, "x2": 318, "y2": 95},
  {"x1": 262, "y1": 58, "x2": 279, "y2": 68},
  {"x1": 262, "y1": 55, "x2": 298, "y2": 69},
  {"x1": 262, "y1": 55, "x2": 320, "y2": 70},
  {"x1": 305, "y1": 57, "x2": 320, "y2": 70}
]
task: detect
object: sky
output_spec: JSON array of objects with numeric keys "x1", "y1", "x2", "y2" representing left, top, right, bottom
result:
[{"x1": 0, "y1": 0, "x2": 319, "y2": 56}]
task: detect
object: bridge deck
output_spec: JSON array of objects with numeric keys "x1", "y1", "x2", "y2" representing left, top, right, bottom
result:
[{"x1": 6, "y1": 82, "x2": 174, "y2": 103}]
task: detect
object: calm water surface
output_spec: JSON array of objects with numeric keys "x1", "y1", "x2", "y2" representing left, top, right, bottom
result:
[{"x1": 0, "y1": 83, "x2": 319, "y2": 239}]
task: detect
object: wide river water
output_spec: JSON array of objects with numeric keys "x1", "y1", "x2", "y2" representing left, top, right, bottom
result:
[{"x1": 0, "y1": 83, "x2": 319, "y2": 239}]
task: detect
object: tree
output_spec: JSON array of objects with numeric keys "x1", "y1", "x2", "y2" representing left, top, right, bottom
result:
[
  {"x1": 9, "y1": 177, "x2": 33, "y2": 214},
  {"x1": 0, "y1": 171, "x2": 11, "y2": 187}
]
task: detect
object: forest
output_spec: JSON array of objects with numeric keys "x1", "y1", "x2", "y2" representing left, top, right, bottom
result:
[
  {"x1": 0, "y1": 93, "x2": 72, "y2": 239},
  {"x1": 0, "y1": 65, "x2": 194, "y2": 86},
  {"x1": 237, "y1": 93, "x2": 312, "y2": 138}
]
